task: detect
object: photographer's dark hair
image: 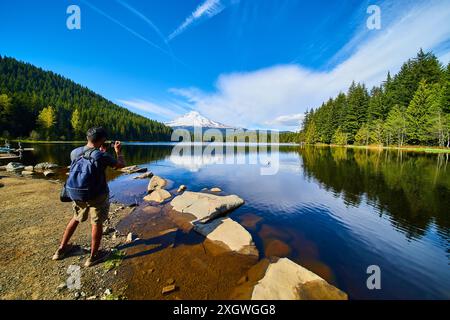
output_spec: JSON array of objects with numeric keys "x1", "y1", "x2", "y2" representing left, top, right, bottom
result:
[{"x1": 86, "y1": 127, "x2": 108, "y2": 143}]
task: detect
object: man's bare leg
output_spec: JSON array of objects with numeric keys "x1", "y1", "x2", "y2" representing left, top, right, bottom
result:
[
  {"x1": 53, "y1": 218, "x2": 79, "y2": 260},
  {"x1": 60, "y1": 218, "x2": 79, "y2": 249},
  {"x1": 83, "y1": 223, "x2": 108, "y2": 267},
  {"x1": 90, "y1": 223, "x2": 103, "y2": 258}
]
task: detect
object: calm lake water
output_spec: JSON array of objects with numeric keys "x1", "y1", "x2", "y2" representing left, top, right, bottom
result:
[{"x1": 19, "y1": 143, "x2": 450, "y2": 300}]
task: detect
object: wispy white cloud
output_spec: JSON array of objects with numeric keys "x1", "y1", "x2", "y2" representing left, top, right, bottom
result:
[
  {"x1": 117, "y1": 99, "x2": 188, "y2": 120},
  {"x1": 115, "y1": 0, "x2": 167, "y2": 45},
  {"x1": 81, "y1": 0, "x2": 171, "y2": 57},
  {"x1": 114, "y1": 0, "x2": 188, "y2": 68},
  {"x1": 168, "y1": 87, "x2": 206, "y2": 103},
  {"x1": 169, "y1": 0, "x2": 450, "y2": 130},
  {"x1": 168, "y1": 0, "x2": 236, "y2": 41}
]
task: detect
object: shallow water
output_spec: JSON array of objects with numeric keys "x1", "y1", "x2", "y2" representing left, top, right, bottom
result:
[{"x1": 19, "y1": 143, "x2": 450, "y2": 299}]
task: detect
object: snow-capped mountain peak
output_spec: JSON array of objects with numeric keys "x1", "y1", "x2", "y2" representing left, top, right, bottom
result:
[{"x1": 166, "y1": 111, "x2": 233, "y2": 129}]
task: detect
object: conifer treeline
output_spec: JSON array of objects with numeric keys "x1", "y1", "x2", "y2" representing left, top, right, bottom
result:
[
  {"x1": 283, "y1": 50, "x2": 450, "y2": 147},
  {"x1": 0, "y1": 56, "x2": 172, "y2": 141}
]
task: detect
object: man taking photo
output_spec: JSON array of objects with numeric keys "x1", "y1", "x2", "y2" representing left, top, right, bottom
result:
[{"x1": 53, "y1": 127, "x2": 126, "y2": 267}]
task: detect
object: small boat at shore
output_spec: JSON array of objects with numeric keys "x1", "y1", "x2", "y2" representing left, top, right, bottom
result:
[
  {"x1": 0, "y1": 141, "x2": 34, "y2": 154},
  {"x1": 0, "y1": 141, "x2": 34, "y2": 163},
  {"x1": 0, "y1": 147, "x2": 15, "y2": 153}
]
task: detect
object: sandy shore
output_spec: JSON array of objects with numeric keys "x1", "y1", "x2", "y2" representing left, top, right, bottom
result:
[{"x1": 0, "y1": 173, "x2": 133, "y2": 300}]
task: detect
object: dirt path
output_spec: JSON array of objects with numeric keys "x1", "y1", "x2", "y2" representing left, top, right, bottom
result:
[{"x1": 0, "y1": 173, "x2": 132, "y2": 300}]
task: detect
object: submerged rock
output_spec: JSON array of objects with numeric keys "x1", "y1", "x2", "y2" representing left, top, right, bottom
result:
[
  {"x1": 239, "y1": 213, "x2": 263, "y2": 229},
  {"x1": 21, "y1": 171, "x2": 35, "y2": 176},
  {"x1": 264, "y1": 239, "x2": 291, "y2": 258},
  {"x1": 170, "y1": 191, "x2": 244, "y2": 223},
  {"x1": 147, "y1": 175, "x2": 167, "y2": 192},
  {"x1": 143, "y1": 189, "x2": 171, "y2": 203},
  {"x1": 251, "y1": 258, "x2": 347, "y2": 300},
  {"x1": 24, "y1": 165, "x2": 34, "y2": 172},
  {"x1": 193, "y1": 217, "x2": 258, "y2": 256}
]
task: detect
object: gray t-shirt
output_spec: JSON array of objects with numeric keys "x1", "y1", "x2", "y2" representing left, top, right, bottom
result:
[{"x1": 70, "y1": 146, "x2": 118, "y2": 195}]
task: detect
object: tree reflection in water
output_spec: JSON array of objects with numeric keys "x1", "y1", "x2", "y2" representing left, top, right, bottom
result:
[{"x1": 299, "y1": 146, "x2": 449, "y2": 241}]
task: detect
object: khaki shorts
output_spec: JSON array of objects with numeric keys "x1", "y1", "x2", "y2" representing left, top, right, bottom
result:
[{"x1": 73, "y1": 193, "x2": 110, "y2": 225}]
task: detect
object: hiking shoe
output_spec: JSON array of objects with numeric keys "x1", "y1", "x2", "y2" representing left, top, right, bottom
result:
[
  {"x1": 52, "y1": 244, "x2": 74, "y2": 261},
  {"x1": 84, "y1": 250, "x2": 111, "y2": 268}
]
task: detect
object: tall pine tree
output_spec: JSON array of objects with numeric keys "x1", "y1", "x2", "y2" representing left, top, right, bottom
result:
[
  {"x1": 343, "y1": 82, "x2": 369, "y2": 143},
  {"x1": 405, "y1": 81, "x2": 438, "y2": 145},
  {"x1": 384, "y1": 105, "x2": 407, "y2": 147}
]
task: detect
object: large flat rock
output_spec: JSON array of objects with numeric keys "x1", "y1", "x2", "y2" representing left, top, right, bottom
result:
[
  {"x1": 251, "y1": 258, "x2": 347, "y2": 300},
  {"x1": 143, "y1": 189, "x2": 172, "y2": 203},
  {"x1": 193, "y1": 217, "x2": 258, "y2": 256},
  {"x1": 170, "y1": 191, "x2": 244, "y2": 223}
]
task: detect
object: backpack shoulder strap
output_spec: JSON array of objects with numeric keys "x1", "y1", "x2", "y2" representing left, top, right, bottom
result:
[
  {"x1": 71, "y1": 148, "x2": 93, "y2": 164},
  {"x1": 83, "y1": 148, "x2": 103, "y2": 161}
]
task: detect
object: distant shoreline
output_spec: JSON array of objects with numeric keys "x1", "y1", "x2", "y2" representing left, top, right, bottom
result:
[
  {"x1": 8, "y1": 140, "x2": 450, "y2": 153},
  {"x1": 11, "y1": 140, "x2": 86, "y2": 144},
  {"x1": 10, "y1": 140, "x2": 300, "y2": 146},
  {"x1": 311, "y1": 143, "x2": 450, "y2": 154}
]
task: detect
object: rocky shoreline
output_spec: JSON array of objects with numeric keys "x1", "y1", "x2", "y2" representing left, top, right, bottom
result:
[
  {"x1": 0, "y1": 162, "x2": 347, "y2": 300},
  {"x1": 1, "y1": 161, "x2": 60, "y2": 177},
  {"x1": 139, "y1": 170, "x2": 347, "y2": 300}
]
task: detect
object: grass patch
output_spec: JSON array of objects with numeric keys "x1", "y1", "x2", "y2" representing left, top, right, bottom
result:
[
  {"x1": 104, "y1": 250, "x2": 126, "y2": 271},
  {"x1": 101, "y1": 293, "x2": 125, "y2": 300}
]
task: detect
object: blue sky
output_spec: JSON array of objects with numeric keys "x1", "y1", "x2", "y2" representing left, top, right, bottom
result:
[{"x1": 1, "y1": 0, "x2": 450, "y2": 130}]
